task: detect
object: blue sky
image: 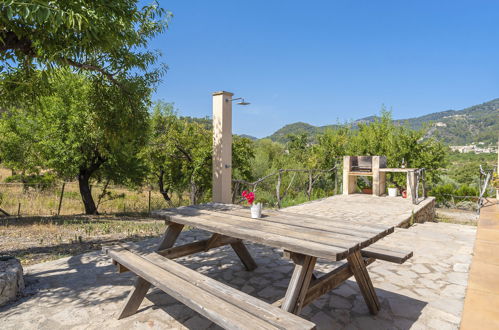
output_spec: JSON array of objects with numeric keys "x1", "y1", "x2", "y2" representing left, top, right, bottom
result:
[{"x1": 148, "y1": 0, "x2": 499, "y2": 138}]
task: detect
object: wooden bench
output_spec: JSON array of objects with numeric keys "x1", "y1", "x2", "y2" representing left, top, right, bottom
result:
[
  {"x1": 361, "y1": 244, "x2": 413, "y2": 264},
  {"x1": 105, "y1": 246, "x2": 316, "y2": 330}
]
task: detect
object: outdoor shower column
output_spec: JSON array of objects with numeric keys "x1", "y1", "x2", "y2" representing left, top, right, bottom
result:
[{"x1": 212, "y1": 91, "x2": 233, "y2": 203}]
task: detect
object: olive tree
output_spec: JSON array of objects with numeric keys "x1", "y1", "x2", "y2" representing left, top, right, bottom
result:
[{"x1": 0, "y1": 70, "x2": 151, "y2": 214}]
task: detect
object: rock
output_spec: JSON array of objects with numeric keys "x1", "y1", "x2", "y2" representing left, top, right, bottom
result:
[
  {"x1": 0, "y1": 257, "x2": 24, "y2": 306},
  {"x1": 452, "y1": 263, "x2": 469, "y2": 273}
]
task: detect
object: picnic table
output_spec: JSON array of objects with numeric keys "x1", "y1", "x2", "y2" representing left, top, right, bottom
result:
[{"x1": 104, "y1": 204, "x2": 412, "y2": 329}]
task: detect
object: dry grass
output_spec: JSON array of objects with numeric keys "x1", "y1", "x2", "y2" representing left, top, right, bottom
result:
[
  {"x1": 0, "y1": 182, "x2": 180, "y2": 216},
  {"x1": 0, "y1": 167, "x2": 11, "y2": 182},
  {"x1": 0, "y1": 214, "x2": 167, "y2": 265}
]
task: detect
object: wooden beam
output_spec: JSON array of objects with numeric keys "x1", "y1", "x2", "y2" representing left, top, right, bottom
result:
[
  {"x1": 303, "y1": 257, "x2": 375, "y2": 307},
  {"x1": 230, "y1": 241, "x2": 258, "y2": 271},
  {"x1": 117, "y1": 222, "x2": 184, "y2": 319},
  {"x1": 117, "y1": 277, "x2": 151, "y2": 319},
  {"x1": 157, "y1": 223, "x2": 184, "y2": 251},
  {"x1": 205, "y1": 233, "x2": 223, "y2": 251},
  {"x1": 281, "y1": 254, "x2": 317, "y2": 314},
  {"x1": 157, "y1": 236, "x2": 239, "y2": 259},
  {"x1": 347, "y1": 250, "x2": 380, "y2": 315},
  {"x1": 361, "y1": 246, "x2": 413, "y2": 264}
]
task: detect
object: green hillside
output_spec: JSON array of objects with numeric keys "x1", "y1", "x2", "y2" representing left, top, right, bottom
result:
[{"x1": 267, "y1": 98, "x2": 499, "y2": 145}]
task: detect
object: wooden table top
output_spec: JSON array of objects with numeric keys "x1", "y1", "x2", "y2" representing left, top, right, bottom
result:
[{"x1": 153, "y1": 204, "x2": 395, "y2": 261}]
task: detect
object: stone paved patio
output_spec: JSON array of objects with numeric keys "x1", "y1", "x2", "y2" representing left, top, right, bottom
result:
[
  {"x1": 285, "y1": 194, "x2": 435, "y2": 228},
  {"x1": 0, "y1": 218, "x2": 475, "y2": 329}
]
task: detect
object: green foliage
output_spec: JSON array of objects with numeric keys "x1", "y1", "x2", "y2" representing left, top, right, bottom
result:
[
  {"x1": 141, "y1": 101, "x2": 255, "y2": 205},
  {"x1": 0, "y1": 70, "x2": 150, "y2": 213},
  {"x1": 266, "y1": 99, "x2": 499, "y2": 146},
  {"x1": 4, "y1": 173, "x2": 57, "y2": 190},
  {"x1": 347, "y1": 110, "x2": 448, "y2": 187},
  {"x1": 0, "y1": 0, "x2": 168, "y2": 91},
  {"x1": 251, "y1": 139, "x2": 286, "y2": 179},
  {"x1": 141, "y1": 101, "x2": 211, "y2": 204},
  {"x1": 232, "y1": 136, "x2": 255, "y2": 183}
]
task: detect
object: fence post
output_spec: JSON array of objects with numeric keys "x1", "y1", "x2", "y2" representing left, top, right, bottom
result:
[
  {"x1": 276, "y1": 170, "x2": 282, "y2": 209},
  {"x1": 148, "y1": 189, "x2": 151, "y2": 215},
  {"x1": 334, "y1": 168, "x2": 338, "y2": 195},
  {"x1": 57, "y1": 182, "x2": 66, "y2": 216},
  {"x1": 307, "y1": 170, "x2": 313, "y2": 200},
  {"x1": 17, "y1": 203, "x2": 21, "y2": 217}
]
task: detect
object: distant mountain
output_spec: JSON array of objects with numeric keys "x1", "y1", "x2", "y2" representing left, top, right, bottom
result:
[
  {"x1": 238, "y1": 134, "x2": 258, "y2": 140},
  {"x1": 266, "y1": 98, "x2": 499, "y2": 145},
  {"x1": 397, "y1": 98, "x2": 499, "y2": 145}
]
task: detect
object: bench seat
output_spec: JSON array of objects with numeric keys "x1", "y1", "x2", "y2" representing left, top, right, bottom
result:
[
  {"x1": 361, "y1": 244, "x2": 413, "y2": 264},
  {"x1": 106, "y1": 246, "x2": 316, "y2": 330}
]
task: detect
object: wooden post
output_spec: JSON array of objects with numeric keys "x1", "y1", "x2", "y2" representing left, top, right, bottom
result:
[
  {"x1": 148, "y1": 189, "x2": 151, "y2": 215},
  {"x1": 281, "y1": 254, "x2": 317, "y2": 314},
  {"x1": 276, "y1": 170, "x2": 282, "y2": 208},
  {"x1": 212, "y1": 91, "x2": 233, "y2": 204},
  {"x1": 230, "y1": 241, "x2": 258, "y2": 271},
  {"x1": 307, "y1": 170, "x2": 313, "y2": 200},
  {"x1": 334, "y1": 167, "x2": 338, "y2": 195},
  {"x1": 57, "y1": 182, "x2": 66, "y2": 216},
  {"x1": 347, "y1": 250, "x2": 380, "y2": 315},
  {"x1": 17, "y1": 203, "x2": 21, "y2": 217}
]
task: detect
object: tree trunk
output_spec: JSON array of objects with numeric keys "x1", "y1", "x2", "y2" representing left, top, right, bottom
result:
[
  {"x1": 78, "y1": 171, "x2": 98, "y2": 215},
  {"x1": 190, "y1": 179, "x2": 197, "y2": 205},
  {"x1": 158, "y1": 169, "x2": 172, "y2": 203}
]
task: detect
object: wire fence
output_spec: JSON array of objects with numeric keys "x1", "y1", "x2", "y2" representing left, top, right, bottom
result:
[{"x1": 233, "y1": 167, "x2": 339, "y2": 208}]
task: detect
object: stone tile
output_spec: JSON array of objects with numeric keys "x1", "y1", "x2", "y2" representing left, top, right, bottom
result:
[
  {"x1": 329, "y1": 295, "x2": 353, "y2": 309},
  {"x1": 0, "y1": 203, "x2": 477, "y2": 330},
  {"x1": 311, "y1": 311, "x2": 342, "y2": 330},
  {"x1": 184, "y1": 315, "x2": 213, "y2": 330}
]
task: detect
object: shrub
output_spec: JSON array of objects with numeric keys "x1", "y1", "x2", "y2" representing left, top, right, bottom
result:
[{"x1": 4, "y1": 173, "x2": 57, "y2": 190}]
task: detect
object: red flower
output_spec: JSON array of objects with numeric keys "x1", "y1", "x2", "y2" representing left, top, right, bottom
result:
[{"x1": 242, "y1": 190, "x2": 255, "y2": 205}]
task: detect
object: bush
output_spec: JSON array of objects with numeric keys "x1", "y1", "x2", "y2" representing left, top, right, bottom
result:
[
  {"x1": 430, "y1": 183, "x2": 479, "y2": 207},
  {"x1": 4, "y1": 173, "x2": 57, "y2": 190},
  {"x1": 430, "y1": 184, "x2": 455, "y2": 205}
]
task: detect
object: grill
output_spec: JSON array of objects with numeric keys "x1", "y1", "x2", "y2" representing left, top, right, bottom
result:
[{"x1": 349, "y1": 156, "x2": 386, "y2": 172}]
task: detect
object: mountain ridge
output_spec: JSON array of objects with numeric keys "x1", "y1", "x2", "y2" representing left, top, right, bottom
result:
[{"x1": 265, "y1": 98, "x2": 499, "y2": 145}]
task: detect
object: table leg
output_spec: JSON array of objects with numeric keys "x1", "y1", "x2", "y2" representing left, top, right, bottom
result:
[
  {"x1": 230, "y1": 241, "x2": 257, "y2": 271},
  {"x1": 281, "y1": 254, "x2": 317, "y2": 314},
  {"x1": 117, "y1": 222, "x2": 184, "y2": 319},
  {"x1": 347, "y1": 250, "x2": 380, "y2": 315}
]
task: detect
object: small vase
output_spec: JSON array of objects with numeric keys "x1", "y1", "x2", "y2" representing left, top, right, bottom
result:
[
  {"x1": 250, "y1": 203, "x2": 262, "y2": 218},
  {"x1": 388, "y1": 187, "x2": 398, "y2": 197}
]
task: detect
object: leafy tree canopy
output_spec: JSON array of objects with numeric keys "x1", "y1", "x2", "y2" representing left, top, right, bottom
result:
[
  {"x1": 0, "y1": 0, "x2": 168, "y2": 95},
  {"x1": 0, "y1": 70, "x2": 150, "y2": 214}
]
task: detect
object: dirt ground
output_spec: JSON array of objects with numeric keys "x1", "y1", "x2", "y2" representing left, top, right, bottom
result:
[
  {"x1": 435, "y1": 208, "x2": 478, "y2": 226},
  {"x1": 0, "y1": 214, "x2": 167, "y2": 265},
  {"x1": 0, "y1": 206, "x2": 478, "y2": 266}
]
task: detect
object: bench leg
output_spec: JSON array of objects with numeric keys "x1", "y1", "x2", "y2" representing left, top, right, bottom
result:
[
  {"x1": 117, "y1": 223, "x2": 184, "y2": 319},
  {"x1": 281, "y1": 254, "x2": 317, "y2": 314},
  {"x1": 230, "y1": 241, "x2": 257, "y2": 271},
  {"x1": 117, "y1": 277, "x2": 151, "y2": 319},
  {"x1": 347, "y1": 250, "x2": 380, "y2": 315}
]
